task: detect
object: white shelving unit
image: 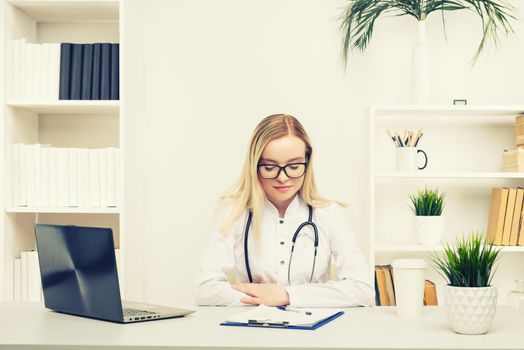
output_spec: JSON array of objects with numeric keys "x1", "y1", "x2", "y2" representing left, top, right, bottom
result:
[
  {"x1": 370, "y1": 105, "x2": 524, "y2": 305},
  {"x1": 0, "y1": 0, "x2": 123, "y2": 301}
]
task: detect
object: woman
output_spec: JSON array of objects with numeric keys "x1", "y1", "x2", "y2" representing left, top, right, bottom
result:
[{"x1": 194, "y1": 114, "x2": 374, "y2": 307}]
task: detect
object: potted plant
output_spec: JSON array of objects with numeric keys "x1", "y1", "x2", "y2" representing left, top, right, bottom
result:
[
  {"x1": 432, "y1": 233, "x2": 501, "y2": 335},
  {"x1": 409, "y1": 187, "x2": 445, "y2": 245},
  {"x1": 338, "y1": 0, "x2": 516, "y2": 103},
  {"x1": 338, "y1": 0, "x2": 515, "y2": 66}
]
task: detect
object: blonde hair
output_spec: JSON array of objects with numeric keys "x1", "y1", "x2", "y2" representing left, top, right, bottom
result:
[{"x1": 218, "y1": 114, "x2": 335, "y2": 239}]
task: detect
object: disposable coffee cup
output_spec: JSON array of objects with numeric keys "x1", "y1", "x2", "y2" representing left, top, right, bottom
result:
[{"x1": 391, "y1": 258, "x2": 428, "y2": 318}]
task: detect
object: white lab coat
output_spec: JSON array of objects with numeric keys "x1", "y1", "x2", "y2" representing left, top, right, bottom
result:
[{"x1": 194, "y1": 195, "x2": 374, "y2": 307}]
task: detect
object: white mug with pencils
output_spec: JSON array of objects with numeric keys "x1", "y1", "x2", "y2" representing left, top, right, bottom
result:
[{"x1": 388, "y1": 129, "x2": 428, "y2": 172}]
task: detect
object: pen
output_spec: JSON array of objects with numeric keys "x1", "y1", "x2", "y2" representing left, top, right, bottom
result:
[{"x1": 277, "y1": 306, "x2": 312, "y2": 315}]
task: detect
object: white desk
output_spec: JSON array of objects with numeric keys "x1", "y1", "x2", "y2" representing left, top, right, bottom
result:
[{"x1": 0, "y1": 303, "x2": 523, "y2": 350}]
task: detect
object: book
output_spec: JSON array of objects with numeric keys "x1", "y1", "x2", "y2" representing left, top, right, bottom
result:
[
  {"x1": 383, "y1": 265, "x2": 396, "y2": 306},
  {"x1": 509, "y1": 188, "x2": 524, "y2": 246},
  {"x1": 81, "y1": 44, "x2": 94, "y2": 100},
  {"x1": 89, "y1": 149, "x2": 101, "y2": 207},
  {"x1": 221, "y1": 305, "x2": 344, "y2": 330},
  {"x1": 91, "y1": 43, "x2": 102, "y2": 99},
  {"x1": 423, "y1": 280, "x2": 438, "y2": 306},
  {"x1": 21, "y1": 251, "x2": 28, "y2": 302},
  {"x1": 486, "y1": 188, "x2": 509, "y2": 245},
  {"x1": 70, "y1": 44, "x2": 84, "y2": 100},
  {"x1": 100, "y1": 43, "x2": 112, "y2": 100},
  {"x1": 375, "y1": 265, "x2": 389, "y2": 306},
  {"x1": 59, "y1": 43, "x2": 72, "y2": 100},
  {"x1": 502, "y1": 188, "x2": 517, "y2": 245},
  {"x1": 13, "y1": 258, "x2": 21, "y2": 302},
  {"x1": 68, "y1": 148, "x2": 79, "y2": 207},
  {"x1": 110, "y1": 43, "x2": 119, "y2": 100}
]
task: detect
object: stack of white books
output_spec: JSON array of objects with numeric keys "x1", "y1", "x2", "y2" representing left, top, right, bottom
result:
[
  {"x1": 11, "y1": 144, "x2": 119, "y2": 208},
  {"x1": 10, "y1": 38, "x2": 61, "y2": 101}
]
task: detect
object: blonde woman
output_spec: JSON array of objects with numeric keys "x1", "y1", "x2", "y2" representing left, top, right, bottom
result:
[{"x1": 194, "y1": 114, "x2": 373, "y2": 307}]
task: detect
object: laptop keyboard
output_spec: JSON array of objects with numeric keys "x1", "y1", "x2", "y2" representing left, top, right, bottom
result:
[{"x1": 123, "y1": 308, "x2": 158, "y2": 317}]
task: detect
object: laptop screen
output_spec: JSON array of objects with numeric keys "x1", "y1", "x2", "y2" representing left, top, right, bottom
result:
[{"x1": 34, "y1": 224, "x2": 124, "y2": 322}]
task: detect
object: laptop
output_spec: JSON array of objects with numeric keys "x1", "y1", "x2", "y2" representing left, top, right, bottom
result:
[{"x1": 34, "y1": 223, "x2": 195, "y2": 323}]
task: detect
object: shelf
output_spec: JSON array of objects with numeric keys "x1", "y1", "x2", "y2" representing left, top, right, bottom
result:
[
  {"x1": 6, "y1": 100, "x2": 119, "y2": 114},
  {"x1": 6, "y1": 207, "x2": 119, "y2": 214},
  {"x1": 7, "y1": 1, "x2": 119, "y2": 22},
  {"x1": 371, "y1": 105, "x2": 524, "y2": 116},
  {"x1": 374, "y1": 172, "x2": 524, "y2": 179},
  {"x1": 375, "y1": 244, "x2": 524, "y2": 253}
]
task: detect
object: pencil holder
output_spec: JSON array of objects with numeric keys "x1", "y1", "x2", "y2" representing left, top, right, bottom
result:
[{"x1": 395, "y1": 147, "x2": 428, "y2": 172}]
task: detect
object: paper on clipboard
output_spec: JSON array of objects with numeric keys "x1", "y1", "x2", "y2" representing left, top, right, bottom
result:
[{"x1": 223, "y1": 305, "x2": 343, "y2": 327}]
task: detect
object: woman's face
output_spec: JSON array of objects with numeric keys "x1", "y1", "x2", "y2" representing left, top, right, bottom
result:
[{"x1": 258, "y1": 134, "x2": 307, "y2": 209}]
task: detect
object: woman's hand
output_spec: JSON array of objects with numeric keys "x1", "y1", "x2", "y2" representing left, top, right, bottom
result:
[{"x1": 231, "y1": 283, "x2": 290, "y2": 306}]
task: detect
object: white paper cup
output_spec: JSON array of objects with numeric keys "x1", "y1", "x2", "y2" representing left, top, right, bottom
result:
[{"x1": 391, "y1": 258, "x2": 428, "y2": 318}]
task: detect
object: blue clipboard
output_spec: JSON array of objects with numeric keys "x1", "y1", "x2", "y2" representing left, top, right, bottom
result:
[{"x1": 220, "y1": 310, "x2": 344, "y2": 330}]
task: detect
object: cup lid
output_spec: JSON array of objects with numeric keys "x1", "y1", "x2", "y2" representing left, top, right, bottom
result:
[{"x1": 391, "y1": 258, "x2": 428, "y2": 269}]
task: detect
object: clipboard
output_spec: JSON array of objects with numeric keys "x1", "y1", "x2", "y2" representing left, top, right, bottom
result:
[{"x1": 220, "y1": 305, "x2": 345, "y2": 330}]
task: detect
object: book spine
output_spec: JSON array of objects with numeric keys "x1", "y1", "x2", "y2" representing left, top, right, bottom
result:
[
  {"x1": 89, "y1": 149, "x2": 101, "y2": 207},
  {"x1": 81, "y1": 44, "x2": 94, "y2": 100},
  {"x1": 50, "y1": 43, "x2": 61, "y2": 101},
  {"x1": 99, "y1": 148, "x2": 108, "y2": 207},
  {"x1": 77, "y1": 148, "x2": 89, "y2": 208},
  {"x1": 100, "y1": 43, "x2": 111, "y2": 100},
  {"x1": 70, "y1": 44, "x2": 84, "y2": 100},
  {"x1": 59, "y1": 43, "x2": 72, "y2": 100},
  {"x1": 41, "y1": 146, "x2": 50, "y2": 207},
  {"x1": 13, "y1": 258, "x2": 22, "y2": 302},
  {"x1": 69, "y1": 148, "x2": 79, "y2": 207},
  {"x1": 110, "y1": 43, "x2": 119, "y2": 100},
  {"x1": 48, "y1": 147, "x2": 59, "y2": 208},
  {"x1": 91, "y1": 43, "x2": 102, "y2": 100},
  {"x1": 11, "y1": 144, "x2": 20, "y2": 207},
  {"x1": 57, "y1": 148, "x2": 70, "y2": 208},
  {"x1": 21, "y1": 251, "x2": 28, "y2": 302},
  {"x1": 107, "y1": 147, "x2": 117, "y2": 207}
]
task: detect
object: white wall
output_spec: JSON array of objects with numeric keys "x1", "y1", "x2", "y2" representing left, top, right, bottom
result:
[{"x1": 124, "y1": 0, "x2": 524, "y2": 306}]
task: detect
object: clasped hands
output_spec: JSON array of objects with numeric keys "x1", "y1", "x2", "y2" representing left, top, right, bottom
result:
[{"x1": 231, "y1": 283, "x2": 290, "y2": 306}]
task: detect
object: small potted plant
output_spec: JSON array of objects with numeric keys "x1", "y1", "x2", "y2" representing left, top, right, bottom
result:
[
  {"x1": 432, "y1": 233, "x2": 501, "y2": 335},
  {"x1": 409, "y1": 187, "x2": 445, "y2": 245}
]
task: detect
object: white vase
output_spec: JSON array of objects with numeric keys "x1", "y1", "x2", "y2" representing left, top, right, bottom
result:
[
  {"x1": 414, "y1": 215, "x2": 443, "y2": 245},
  {"x1": 412, "y1": 20, "x2": 431, "y2": 104},
  {"x1": 445, "y1": 286, "x2": 498, "y2": 335}
]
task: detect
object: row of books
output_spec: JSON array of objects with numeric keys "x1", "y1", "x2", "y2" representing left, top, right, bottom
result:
[
  {"x1": 486, "y1": 187, "x2": 524, "y2": 246},
  {"x1": 374, "y1": 265, "x2": 437, "y2": 306},
  {"x1": 13, "y1": 249, "x2": 122, "y2": 302},
  {"x1": 11, "y1": 144, "x2": 119, "y2": 208},
  {"x1": 60, "y1": 43, "x2": 119, "y2": 100},
  {"x1": 9, "y1": 39, "x2": 119, "y2": 101}
]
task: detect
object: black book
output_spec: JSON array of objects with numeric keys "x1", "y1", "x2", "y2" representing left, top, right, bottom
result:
[
  {"x1": 110, "y1": 43, "x2": 119, "y2": 100},
  {"x1": 100, "y1": 43, "x2": 112, "y2": 100},
  {"x1": 91, "y1": 43, "x2": 102, "y2": 100},
  {"x1": 59, "y1": 43, "x2": 72, "y2": 100},
  {"x1": 70, "y1": 44, "x2": 84, "y2": 100},
  {"x1": 81, "y1": 44, "x2": 94, "y2": 100}
]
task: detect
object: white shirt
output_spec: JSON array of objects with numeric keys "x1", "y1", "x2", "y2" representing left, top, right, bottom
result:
[{"x1": 194, "y1": 195, "x2": 374, "y2": 307}]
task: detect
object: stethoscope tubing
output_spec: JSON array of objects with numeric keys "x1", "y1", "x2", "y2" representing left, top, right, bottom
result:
[{"x1": 244, "y1": 204, "x2": 319, "y2": 285}]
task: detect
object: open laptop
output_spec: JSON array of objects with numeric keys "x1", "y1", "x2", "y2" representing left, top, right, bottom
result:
[{"x1": 34, "y1": 224, "x2": 195, "y2": 323}]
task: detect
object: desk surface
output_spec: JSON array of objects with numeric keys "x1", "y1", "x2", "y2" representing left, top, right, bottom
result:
[{"x1": 0, "y1": 303, "x2": 523, "y2": 350}]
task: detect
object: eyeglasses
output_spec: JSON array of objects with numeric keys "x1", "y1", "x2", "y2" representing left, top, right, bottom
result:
[{"x1": 257, "y1": 162, "x2": 307, "y2": 179}]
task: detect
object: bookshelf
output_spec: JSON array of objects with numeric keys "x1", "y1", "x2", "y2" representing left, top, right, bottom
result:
[
  {"x1": 0, "y1": 0, "x2": 123, "y2": 302},
  {"x1": 370, "y1": 105, "x2": 524, "y2": 306}
]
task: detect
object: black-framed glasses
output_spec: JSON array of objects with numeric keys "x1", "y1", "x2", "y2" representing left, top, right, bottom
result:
[{"x1": 257, "y1": 162, "x2": 307, "y2": 179}]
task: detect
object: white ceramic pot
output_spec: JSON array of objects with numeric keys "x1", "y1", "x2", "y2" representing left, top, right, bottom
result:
[
  {"x1": 445, "y1": 285, "x2": 497, "y2": 335},
  {"x1": 414, "y1": 215, "x2": 443, "y2": 245},
  {"x1": 412, "y1": 20, "x2": 431, "y2": 104}
]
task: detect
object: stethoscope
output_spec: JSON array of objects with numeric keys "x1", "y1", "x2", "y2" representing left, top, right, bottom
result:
[{"x1": 243, "y1": 204, "x2": 319, "y2": 285}]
